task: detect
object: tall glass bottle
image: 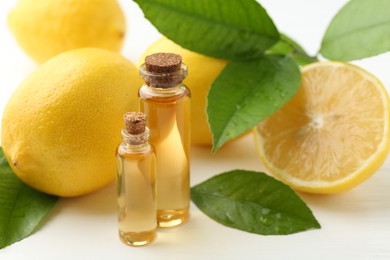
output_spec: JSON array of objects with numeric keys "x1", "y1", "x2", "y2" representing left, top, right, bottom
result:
[
  {"x1": 116, "y1": 112, "x2": 156, "y2": 246},
  {"x1": 139, "y1": 53, "x2": 190, "y2": 228}
]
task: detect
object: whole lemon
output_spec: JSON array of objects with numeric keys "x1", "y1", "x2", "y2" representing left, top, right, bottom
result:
[
  {"x1": 139, "y1": 37, "x2": 228, "y2": 146},
  {"x1": 8, "y1": 0, "x2": 126, "y2": 63},
  {"x1": 1, "y1": 48, "x2": 142, "y2": 197}
]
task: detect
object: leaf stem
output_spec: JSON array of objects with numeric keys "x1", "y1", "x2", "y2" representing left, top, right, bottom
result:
[{"x1": 279, "y1": 37, "x2": 319, "y2": 63}]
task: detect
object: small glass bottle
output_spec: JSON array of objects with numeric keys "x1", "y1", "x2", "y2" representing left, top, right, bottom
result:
[
  {"x1": 139, "y1": 53, "x2": 191, "y2": 228},
  {"x1": 116, "y1": 112, "x2": 156, "y2": 246}
]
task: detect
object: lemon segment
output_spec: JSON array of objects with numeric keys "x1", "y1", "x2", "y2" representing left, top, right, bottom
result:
[{"x1": 254, "y1": 62, "x2": 390, "y2": 194}]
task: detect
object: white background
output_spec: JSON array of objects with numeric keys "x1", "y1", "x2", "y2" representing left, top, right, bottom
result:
[{"x1": 1, "y1": 0, "x2": 390, "y2": 259}]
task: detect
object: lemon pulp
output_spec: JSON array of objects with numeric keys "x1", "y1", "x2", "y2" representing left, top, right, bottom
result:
[{"x1": 254, "y1": 62, "x2": 390, "y2": 194}]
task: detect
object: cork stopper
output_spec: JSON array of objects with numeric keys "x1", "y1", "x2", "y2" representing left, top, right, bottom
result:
[
  {"x1": 124, "y1": 112, "x2": 147, "y2": 135},
  {"x1": 140, "y1": 52, "x2": 187, "y2": 88},
  {"x1": 145, "y1": 52, "x2": 182, "y2": 73}
]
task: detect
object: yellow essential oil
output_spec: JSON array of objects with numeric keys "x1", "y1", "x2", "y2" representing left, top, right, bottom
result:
[
  {"x1": 139, "y1": 53, "x2": 191, "y2": 227},
  {"x1": 116, "y1": 112, "x2": 156, "y2": 246}
]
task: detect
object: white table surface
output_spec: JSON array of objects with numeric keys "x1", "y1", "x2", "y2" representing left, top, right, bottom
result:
[{"x1": 1, "y1": 1, "x2": 390, "y2": 259}]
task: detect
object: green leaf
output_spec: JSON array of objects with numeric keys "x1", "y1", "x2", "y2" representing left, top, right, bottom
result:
[
  {"x1": 320, "y1": 0, "x2": 390, "y2": 61},
  {"x1": 207, "y1": 54, "x2": 301, "y2": 152},
  {"x1": 0, "y1": 147, "x2": 58, "y2": 249},
  {"x1": 191, "y1": 170, "x2": 321, "y2": 235},
  {"x1": 267, "y1": 34, "x2": 318, "y2": 66},
  {"x1": 134, "y1": 0, "x2": 279, "y2": 61}
]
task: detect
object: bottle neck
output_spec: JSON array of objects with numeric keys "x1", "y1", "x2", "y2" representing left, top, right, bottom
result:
[
  {"x1": 140, "y1": 83, "x2": 188, "y2": 99},
  {"x1": 121, "y1": 128, "x2": 150, "y2": 153}
]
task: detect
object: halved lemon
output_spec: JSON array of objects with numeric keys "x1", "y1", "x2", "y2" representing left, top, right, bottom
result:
[{"x1": 254, "y1": 61, "x2": 390, "y2": 194}]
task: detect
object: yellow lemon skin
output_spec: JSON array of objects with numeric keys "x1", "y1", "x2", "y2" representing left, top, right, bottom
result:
[
  {"x1": 8, "y1": 0, "x2": 126, "y2": 63},
  {"x1": 139, "y1": 37, "x2": 228, "y2": 146},
  {"x1": 1, "y1": 48, "x2": 142, "y2": 197}
]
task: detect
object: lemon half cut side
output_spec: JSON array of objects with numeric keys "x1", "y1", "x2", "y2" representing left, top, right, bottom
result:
[{"x1": 254, "y1": 61, "x2": 390, "y2": 194}]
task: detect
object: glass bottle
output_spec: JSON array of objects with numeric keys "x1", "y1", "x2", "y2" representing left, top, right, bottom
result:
[
  {"x1": 139, "y1": 53, "x2": 191, "y2": 228},
  {"x1": 116, "y1": 112, "x2": 156, "y2": 246}
]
